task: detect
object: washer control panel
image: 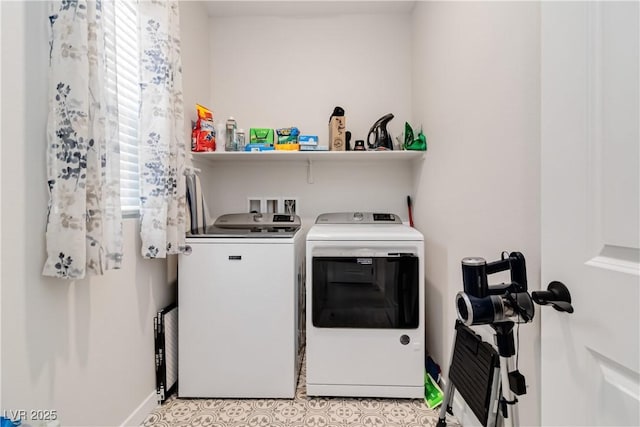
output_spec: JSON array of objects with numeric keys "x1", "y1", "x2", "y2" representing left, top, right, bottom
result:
[{"x1": 214, "y1": 213, "x2": 300, "y2": 229}]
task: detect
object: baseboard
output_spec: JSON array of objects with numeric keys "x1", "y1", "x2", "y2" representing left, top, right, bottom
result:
[
  {"x1": 452, "y1": 390, "x2": 483, "y2": 427},
  {"x1": 120, "y1": 390, "x2": 158, "y2": 427},
  {"x1": 437, "y1": 377, "x2": 482, "y2": 427},
  {"x1": 451, "y1": 392, "x2": 464, "y2": 418}
]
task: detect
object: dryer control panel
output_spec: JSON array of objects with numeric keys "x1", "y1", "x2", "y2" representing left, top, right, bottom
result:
[{"x1": 315, "y1": 212, "x2": 402, "y2": 224}]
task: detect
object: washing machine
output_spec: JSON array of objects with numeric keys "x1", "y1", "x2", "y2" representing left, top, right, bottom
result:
[
  {"x1": 306, "y1": 212, "x2": 425, "y2": 398},
  {"x1": 178, "y1": 212, "x2": 305, "y2": 398}
]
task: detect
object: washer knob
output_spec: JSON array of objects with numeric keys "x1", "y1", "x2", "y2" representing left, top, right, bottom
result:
[
  {"x1": 353, "y1": 212, "x2": 364, "y2": 221},
  {"x1": 253, "y1": 213, "x2": 264, "y2": 222}
]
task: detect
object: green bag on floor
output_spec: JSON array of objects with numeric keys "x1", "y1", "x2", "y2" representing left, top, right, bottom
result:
[{"x1": 424, "y1": 372, "x2": 444, "y2": 409}]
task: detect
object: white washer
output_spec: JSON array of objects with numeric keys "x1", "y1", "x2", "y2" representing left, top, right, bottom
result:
[
  {"x1": 306, "y1": 212, "x2": 425, "y2": 398},
  {"x1": 178, "y1": 213, "x2": 305, "y2": 398}
]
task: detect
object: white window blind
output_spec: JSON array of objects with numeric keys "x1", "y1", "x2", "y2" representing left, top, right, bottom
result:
[{"x1": 105, "y1": 1, "x2": 141, "y2": 215}]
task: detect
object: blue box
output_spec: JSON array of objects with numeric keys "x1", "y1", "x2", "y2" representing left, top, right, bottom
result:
[
  {"x1": 299, "y1": 145, "x2": 328, "y2": 151},
  {"x1": 299, "y1": 135, "x2": 319, "y2": 145},
  {"x1": 244, "y1": 143, "x2": 275, "y2": 152}
]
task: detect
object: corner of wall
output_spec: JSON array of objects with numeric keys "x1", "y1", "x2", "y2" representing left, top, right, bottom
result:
[
  {"x1": 120, "y1": 391, "x2": 158, "y2": 427},
  {"x1": 408, "y1": 2, "x2": 541, "y2": 425}
]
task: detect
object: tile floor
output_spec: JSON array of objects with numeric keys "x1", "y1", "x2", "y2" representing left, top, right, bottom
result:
[{"x1": 141, "y1": 356, "x2": 460, "y2": 427}]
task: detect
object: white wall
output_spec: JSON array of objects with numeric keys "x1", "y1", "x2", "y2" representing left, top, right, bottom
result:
[
  {"x1": 209, "y1": 9, "x2": 413, "y2": 147},
  {"x1": 0, "y1": 2, "x2": 174, "y2": 425},
  {"x1": 182, "y1": 1, "x2": 212, "y2": 148},
  {"x1": 411, "y1": 2, "x2": 541, "y2": 426},
  {"x1": 200, "y1": 7, "x2": 415, "y2": 223},
  {"x1": 197, "y1": 159, "x2": 419, "y2": 225}
]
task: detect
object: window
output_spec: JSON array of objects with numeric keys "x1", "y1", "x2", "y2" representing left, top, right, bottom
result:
[{"x1": 105, "y1": 1, "x2": 141, "y2": 216}]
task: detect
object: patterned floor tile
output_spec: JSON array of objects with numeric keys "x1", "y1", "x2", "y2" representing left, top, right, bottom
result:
[{"x1": 141, "y1": 355, "x2": 460, "y2": 427}]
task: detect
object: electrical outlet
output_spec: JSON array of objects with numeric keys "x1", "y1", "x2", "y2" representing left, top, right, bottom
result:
[
  {"x1": 248, "y1": 198, "x2": 262, "y2": 213},
  {"x1": 265, "y1": 198, "x2": 279, "y2": 214},
  {"x1": 248, "y1": 197, "x2": 284, "y2": 214},
  {"x1": 282, "y1": 197, "x2": 298, "y2": 215}
]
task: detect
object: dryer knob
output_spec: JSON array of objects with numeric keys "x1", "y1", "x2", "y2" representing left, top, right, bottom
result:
[
  {"x1": 253, "y1": 213, "x2": 264, "y2": 222},
  {"x1": 353, "y1": 212, "x2": 364, "y2": 221},
  {"x1": 400, "y1": 335, "x2": 410, "y2": 345}
]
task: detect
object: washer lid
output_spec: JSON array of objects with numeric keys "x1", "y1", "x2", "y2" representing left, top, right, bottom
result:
[
  {"x1": 307, "y1": 223, "x2": 423, "y2": 241},
  {"x1": 187, "y1": 212, "x2": 301, "y2": 238},
  {"x1": 315, "y1": 212, "x2": 402, "y2": 224}
]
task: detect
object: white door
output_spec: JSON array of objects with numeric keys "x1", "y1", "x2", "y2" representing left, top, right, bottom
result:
[{"x1": 541, "y1": 2, "x2": 639, "y2": 426}]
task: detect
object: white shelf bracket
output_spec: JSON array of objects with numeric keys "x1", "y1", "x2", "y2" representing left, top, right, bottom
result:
[{"x1": 307, "y1": 159, "x2": 314, "y2": 184}]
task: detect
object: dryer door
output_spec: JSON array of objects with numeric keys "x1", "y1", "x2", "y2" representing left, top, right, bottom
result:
[{"x1": 312, "y1": 254, "x2": 419, "y2": 329}]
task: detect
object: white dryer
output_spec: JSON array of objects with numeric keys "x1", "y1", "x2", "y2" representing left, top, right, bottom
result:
[{"x1": 306, "y1": 212, "x2": 425, "y2": 398}]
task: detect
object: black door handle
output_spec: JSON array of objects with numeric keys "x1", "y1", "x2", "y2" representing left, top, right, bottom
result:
[{"x1": 532, "y1": 281, "x2": 574, "y2": 313}]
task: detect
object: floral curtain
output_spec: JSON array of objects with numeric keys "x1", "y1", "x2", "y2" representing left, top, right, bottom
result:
[
  {"x1": 138, "y1": 0, "x2": 187, "y2": 258},
  {"x1": 43, "y1": 0, "x2": 122, "y2": 279}
]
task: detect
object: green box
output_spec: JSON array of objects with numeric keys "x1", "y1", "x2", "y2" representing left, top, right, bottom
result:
[{"x1": 250, "y1": 128, "x2": 274, "y2": 145}]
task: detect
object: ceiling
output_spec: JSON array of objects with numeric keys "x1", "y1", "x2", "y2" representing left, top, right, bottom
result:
[{"x1": 204, "y1": 1, "x2": 417, "y2": 17}]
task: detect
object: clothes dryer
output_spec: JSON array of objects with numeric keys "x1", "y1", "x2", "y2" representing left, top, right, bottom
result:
[{"x1": 306, "y1": 212, "x2": 425, "y2": 398}]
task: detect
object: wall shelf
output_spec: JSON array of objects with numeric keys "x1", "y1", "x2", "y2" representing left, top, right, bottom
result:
[{"x1": 191, "y1": 150, "x2": 425, "y2": 164}]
